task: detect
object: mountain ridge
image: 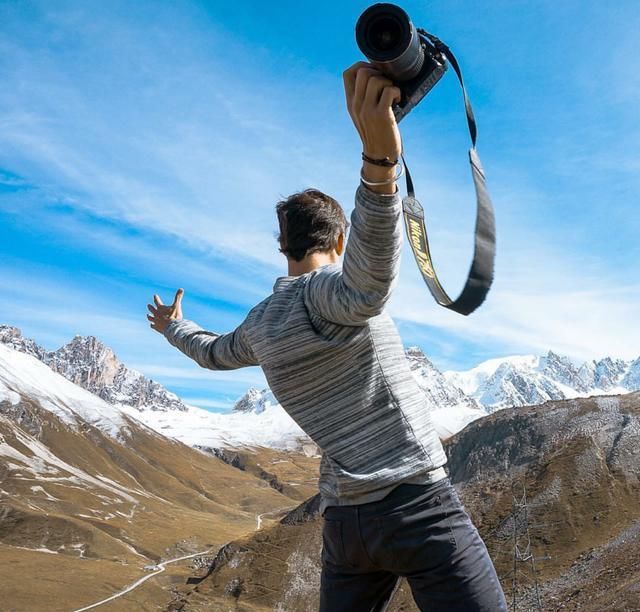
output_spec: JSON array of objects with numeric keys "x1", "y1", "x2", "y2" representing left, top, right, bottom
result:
[
  {"x1": 444, "y1": 349, "x2": 639, "y2": 411},
  {"x1": 168, "y1": 391, "x2": 640, "y2": 611},
  {"x1": 0, "y1": 325, "x2": 185, "y2": 413},
  {"x1": 2, "y1": 324, "x2": 639, "y2": 609},
  {"x1": 2, "y1": 324, "x2": 639, "y2": 451}
]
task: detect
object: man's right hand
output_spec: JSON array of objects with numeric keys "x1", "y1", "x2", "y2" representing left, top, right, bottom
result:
[{"x1": 343, "y1": 61, "x2": 402, "y2": 162}]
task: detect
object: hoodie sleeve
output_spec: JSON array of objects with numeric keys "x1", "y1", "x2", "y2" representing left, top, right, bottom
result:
[
  {"x1": 163, "y1": 318, "x2": 258, "y2": 370},
  {"x1": 304, "y1": 182, "x2": 403, "y2": 325}
]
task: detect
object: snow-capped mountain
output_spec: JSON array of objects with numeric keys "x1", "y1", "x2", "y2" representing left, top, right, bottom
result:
[
  {"x1": 229, "y1": 347, "x2": 640, "y2": 444},
  {"x1": 445, "y1": 350, "x2": 640, "y2": 411},
  {"x1": 0, "y1": 325, "x2": 185, "y2": 412},
  {"x1": 404, "y1": 346, "x2": 481, "y2": 411},
  {"x1": 0, "y1": 324, "x2": 46, "y2": 360},
  {"x1": 0, "y1": 326, "x2": 315, "y2": 451},
  {"x1": 123, "y1": 394, "x2": 314, "y2": 453},
  {"x1": 233, "y1": 387, "x2": 277, "y2": 414},
  {"x1": 3, "y1": 324, "x2": 638, "y2": 450},
  {"x1": 0, "y1": 325, "x2": 487, "y2": 448},
  {"x1": 622, "y1": 358, "x2": 640, "y2": 389},
  {"x1": 0, "y1": 342, "x2": 156, "y2": 443}
]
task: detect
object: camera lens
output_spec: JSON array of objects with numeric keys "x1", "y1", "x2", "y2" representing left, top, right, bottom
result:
[
  {"x1": 356, "y1": 3, "x2": 424, "y2": 82},
  {"x1": 367, "y1": 16, "x2": 403, "y2": 52}
]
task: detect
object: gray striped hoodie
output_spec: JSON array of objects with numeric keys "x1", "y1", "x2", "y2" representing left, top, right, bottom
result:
[{"x1": 164, "y1": 182, "x2": 448, "y2": 516}]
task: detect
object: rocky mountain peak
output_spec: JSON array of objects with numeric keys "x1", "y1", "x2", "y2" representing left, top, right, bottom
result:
[
  {"x1": 46, "y1": 335, "x2": 121, "y2": 392},
  {"x1": 446, "y1": 351, "x2": 639, "y2": 412},
  {"x1": 233, "y1": 388, "x2": 281, "y2": 416},
  {"x1": 57, "y1": 334, "x2": 113, "y2": 360},
  {"x1": 622, "y1": 357, "x2": 640, "y2": 389},
  {"x1": 0, "y1": 325, "x2": 46, "y2": 360},
  {"x1": 233, "y1": 387, "x2": 264, "y2": 413},
  {"x1": 405, "y1": 346, "x2": 481, "y2": 413},
  {"x1": 541, "y1": 351, "x2": 581, "y2": 386},
  {"x1": 405, "y1": 345, "x2": 429, "y2": 360},
  {"x1": 593, "y1": 357, "x2": 628, "y2": 390},
  {"x1": 0, "y1": 325, "x2": 186, "y2": 412}
]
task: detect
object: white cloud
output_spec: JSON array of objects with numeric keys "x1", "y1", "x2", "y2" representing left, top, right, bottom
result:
[
  {"x1": 0, "y1": 3, "x2": 353, "y2": 266},
  {"x1": 130, "y1": 364, "x2": 266, "y2": 388},
  {"x1": 0, "y1": 262, "x2": 269, "y2": 394},
  {"x1": 389, "y1": 243, "x2": 640, "y2": 362},
  {"x1": 182, "y1": 397, "x2": 241, "y2": 412}
]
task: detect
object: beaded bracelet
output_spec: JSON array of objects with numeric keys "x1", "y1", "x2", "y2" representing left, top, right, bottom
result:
[
  {"x1": 359, "y1": 162, "x2": 404, "y2": 186},
  {"x1": 362, "y1": 152, "x2": 399, "y2": 167}
]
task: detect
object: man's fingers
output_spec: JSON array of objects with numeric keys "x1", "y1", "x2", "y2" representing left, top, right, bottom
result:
[
  {"x1": 153, "y1": 294, "x2": 164, "y2": 307},
  {"x1": 364, "y1": 75, "x2": 394, "y2": 109},
  {"x1": 353, "y1": 66, "x2": 381, "y2": 110},
  {"x1": 173, "y1": 288, "x2": 184, "y2": 306},
  {"x1": 378, "y1": 85, "x2": 402, "y2": 110},
  {"x1": 146, "y1": 314, "x2": 154, "y2": 322},
  {"x1": 343, "y1": 61, "x2": 371, "y2": 100},
  {"x1": 147, "y1": 304, "x2": 157, "y2": 315}
]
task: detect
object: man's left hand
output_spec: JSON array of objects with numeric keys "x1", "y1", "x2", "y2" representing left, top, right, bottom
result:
[{"x1": 147, "y1": 288, "x2": 184, "y2": 333}]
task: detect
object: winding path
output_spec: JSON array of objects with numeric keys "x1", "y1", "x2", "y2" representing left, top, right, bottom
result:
[
  {"x1": 73, "y1": 505, "x2": 293, "y2": 611},
  {"x1": 73, "y1": 549, "x2": 213, "y2": 612}
]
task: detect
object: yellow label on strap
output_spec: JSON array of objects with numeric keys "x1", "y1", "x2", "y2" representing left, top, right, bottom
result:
[{"x1": 407, "y1": 216, "x2": 435, "y2": 279}]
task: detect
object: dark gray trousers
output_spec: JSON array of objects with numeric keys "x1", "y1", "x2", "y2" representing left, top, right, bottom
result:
[{"x1": 320, "y1": 476, "x2": 508, "y2": 611}]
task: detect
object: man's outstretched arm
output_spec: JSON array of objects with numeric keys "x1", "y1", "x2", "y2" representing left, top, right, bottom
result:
[{"x1": 147, "y1": 289, "x2": 258, "y2": 370}]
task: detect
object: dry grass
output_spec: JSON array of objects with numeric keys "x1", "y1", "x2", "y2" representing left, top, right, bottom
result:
[{"x1": 0, "y1": 396, "x2": 318, "y2": 610}]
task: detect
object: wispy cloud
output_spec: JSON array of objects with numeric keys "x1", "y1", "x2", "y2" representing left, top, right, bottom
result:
[
  {"x1": 389, "y1": 238, "x2": 640, "y2": 362},
  {"x1": 182, "y1": 397, "x2": 244, "y2": 411},
  {"x1": 0, "y1": 2, "x2": 354, "y2": 267},
  {"x1": 130, "y1": 364, "x2": 266, "y2": 388}
]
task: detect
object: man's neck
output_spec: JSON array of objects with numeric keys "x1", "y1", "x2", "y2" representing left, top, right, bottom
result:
[{"x1": 287, "y1": 252, "x2": 339, "y2": 276}]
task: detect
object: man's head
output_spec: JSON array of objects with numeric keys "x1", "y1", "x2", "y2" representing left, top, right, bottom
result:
[{"x1": 276, "y1": 189, "x2": 349, "y2": 263}]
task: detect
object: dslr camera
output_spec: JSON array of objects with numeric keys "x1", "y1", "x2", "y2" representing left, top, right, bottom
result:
[
  {"x1": 356, "y1": 3, "x2": 447, "y2": 122},
  {"x1": 355, "y1": 3, "x2": 496, "y2": 317}
]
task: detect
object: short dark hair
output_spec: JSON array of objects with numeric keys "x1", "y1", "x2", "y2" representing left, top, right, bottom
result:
[{"x1": 276, "y1": 188, "x2": 349, "y2": 262}]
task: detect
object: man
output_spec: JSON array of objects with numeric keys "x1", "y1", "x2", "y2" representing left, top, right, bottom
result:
[{"x1": 147, "y1": 62, "x2": 508, "y2": 611}]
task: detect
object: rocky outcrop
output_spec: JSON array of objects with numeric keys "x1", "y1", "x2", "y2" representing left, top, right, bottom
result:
[
  {"x1": 404, "y1": 346, "x2": 481, "y2": 412},
  {"x1": 444, "y1": 392, "x2": 640, "y2": 487},
  {"x1": 0, "y1": 326, "x2": 46, "y2": 360}
]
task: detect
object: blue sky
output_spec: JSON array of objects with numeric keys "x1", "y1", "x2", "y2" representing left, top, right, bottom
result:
[{"x1": 1, "y1": 0, "x2": 638, "y2": 412}]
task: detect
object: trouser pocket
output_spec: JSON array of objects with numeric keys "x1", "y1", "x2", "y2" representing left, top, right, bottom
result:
[
  {"x1": 373, "y1": 487, "x2": 459, "y2": 573},
  {"x1": 321, "y1": 518, "x2": 352, "y2": 569}
]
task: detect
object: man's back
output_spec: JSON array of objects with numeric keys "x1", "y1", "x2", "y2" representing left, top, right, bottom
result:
[
  {"x1": 163, "y1": 183, "x2": 448, "y2": 514},
  {"x1": 247, "y1": 262, "x2": 447, "y2": 507}
]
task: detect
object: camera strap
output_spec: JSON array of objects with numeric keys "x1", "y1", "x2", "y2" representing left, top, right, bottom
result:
[{"x1": 400, "y1": 30, "x2": 495, "y2": 316}]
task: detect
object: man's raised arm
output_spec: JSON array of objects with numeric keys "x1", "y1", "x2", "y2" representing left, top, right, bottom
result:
[
  {"x1": 304, "y1": 62, "x2": 404, "y2": 325},
  {"x1": 147, "y1": 289, "x2": 257, "y2": 370}
]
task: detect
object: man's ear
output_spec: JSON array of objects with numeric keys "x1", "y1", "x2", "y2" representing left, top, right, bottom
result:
[{"x1": 335, "y1": 232, "x2": 345, "y2": 257}]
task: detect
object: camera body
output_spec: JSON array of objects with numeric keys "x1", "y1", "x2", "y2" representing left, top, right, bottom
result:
[{"x1": 356, "y1": 3, "x2": 447, "y2": 122}]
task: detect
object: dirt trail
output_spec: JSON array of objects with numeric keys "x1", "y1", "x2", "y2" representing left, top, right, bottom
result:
[
  {"x1": 72, "y1": 549, "x2": 213, "y2": 612},
  {"x1": 73, "y1": 505, "x2": 295, "y2": 611}
]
